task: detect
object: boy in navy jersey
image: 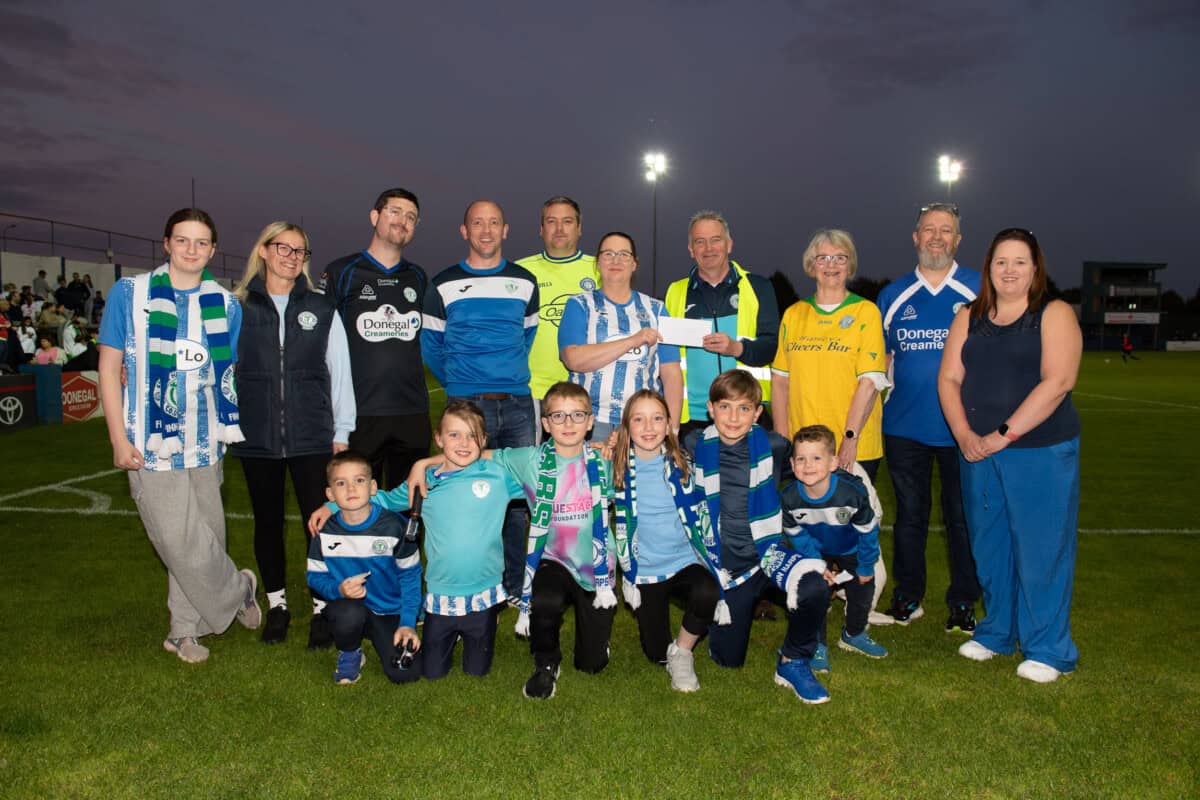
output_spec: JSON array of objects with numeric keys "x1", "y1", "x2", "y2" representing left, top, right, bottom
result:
[
  {"x1": 779, "y1": 425, "x2": 887, "y2": 693},
  {"x1": 307, "y1": 452, "x2": 422, "y2": 685}
]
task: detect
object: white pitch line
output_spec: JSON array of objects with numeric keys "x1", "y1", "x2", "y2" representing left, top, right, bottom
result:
[
  {"x1": 0, "y1": 468, "x2": 124, "y2": 502},
  {"x1": 1073, "y1": 391, "x2": 1200, "y2": 411}
]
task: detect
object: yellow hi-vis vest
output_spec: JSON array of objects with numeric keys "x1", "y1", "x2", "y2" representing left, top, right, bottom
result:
[{"x1": 664, "y1": 261, "x2": 772, "y2": 423}]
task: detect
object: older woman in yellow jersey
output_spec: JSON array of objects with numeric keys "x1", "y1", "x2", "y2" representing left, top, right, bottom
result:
[{"x1": 771, "y1": 229, "x2": 889, "y2": 481}]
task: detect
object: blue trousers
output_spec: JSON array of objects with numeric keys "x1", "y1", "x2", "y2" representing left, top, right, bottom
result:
[
  {"x1": 959, "y1": 438, "x2": 1080, "y2": 672},
  {"x1": 449, "y1": 394, "x2": 535, "y2": 597}
]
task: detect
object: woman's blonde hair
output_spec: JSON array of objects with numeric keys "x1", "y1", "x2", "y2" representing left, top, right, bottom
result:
[{"x1": 234, "y1": 221, "x2": 311, "y2": 301}]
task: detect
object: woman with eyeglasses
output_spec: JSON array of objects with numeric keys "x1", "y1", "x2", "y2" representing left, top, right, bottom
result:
[
  {"x1": 558, "y1": 231, "x2": 683, "y2": 440},
  {"x1": 938, "y1": 228, "x2": 1081, "y2": 683},
  {"x1": 231, "y1": 221, "x2": 356, "y2": 645},
  {"x1": 771, "y1": 229, "x2": 889, "y2": 481}
]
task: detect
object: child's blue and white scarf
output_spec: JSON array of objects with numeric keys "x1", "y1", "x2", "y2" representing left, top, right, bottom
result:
[
  {"x1": 613, "y1": 448, "x2": 731, "y2": 625},
  {"x1": 692, "y1": 424, "x2": 780, "y2": 588},
  {"x1": 514, "y1": 442, "x2": 612, "y2": 636},
  {"x1": 144, "y1": 263, "x2": 242, "y2": 457}
]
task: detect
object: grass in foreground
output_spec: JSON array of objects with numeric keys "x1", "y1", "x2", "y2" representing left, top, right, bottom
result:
[{"x1": 0, "y1": 353, "x2": 1197, "y2": 798}]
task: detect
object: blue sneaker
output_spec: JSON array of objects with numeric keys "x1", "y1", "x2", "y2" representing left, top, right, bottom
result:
[
  {"x1": 810, "y1": 643, "x2": 831, "y2": 674},
  {"x1": 774, "y1": 652, "x2": 830, "y2": 705},
  {"x1": 838, "y1": 628, "x2": 888, "y2": 659},
  {"x1": 334, "y1": 648, "x2": 365, "y2": 684}
]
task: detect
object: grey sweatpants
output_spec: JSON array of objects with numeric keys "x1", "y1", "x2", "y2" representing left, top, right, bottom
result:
[{"x1": 129, "y1": 462, "x2": 247, "y2": 639}]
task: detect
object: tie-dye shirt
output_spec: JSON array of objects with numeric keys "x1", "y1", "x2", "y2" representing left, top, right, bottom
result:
[{"x1": 491, "y1": 446, "x2": 615, "y2": 590}]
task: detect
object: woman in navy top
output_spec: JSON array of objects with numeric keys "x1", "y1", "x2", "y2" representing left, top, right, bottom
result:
[{"x1": 938, "y1": 228, "x2": 1082, "y2": 684}]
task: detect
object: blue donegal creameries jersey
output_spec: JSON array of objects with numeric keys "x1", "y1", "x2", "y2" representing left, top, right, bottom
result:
[{"x1": 877, "y1": 263, "x2": 980, "y2": 446}]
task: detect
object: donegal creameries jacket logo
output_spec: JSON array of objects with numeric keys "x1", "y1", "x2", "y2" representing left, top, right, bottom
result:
[{"x1": 356, "y1": 304, "x2": 421, "y2": 342}]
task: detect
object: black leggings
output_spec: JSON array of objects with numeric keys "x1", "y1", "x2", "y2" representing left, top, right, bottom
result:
[
  {"x1": 633, "y1": 564, "x2": 719, "y2": 664},
  {"x1": 239, "y1": 453, "x2": 329, "y2": 595}
]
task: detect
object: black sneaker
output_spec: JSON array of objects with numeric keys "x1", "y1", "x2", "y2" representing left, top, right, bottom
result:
[
  {"x1": 261, "y1": 606, "x2": 291, "y2": 644},
  {"x1": 945, "y1": 605, "x2": 977, "y2": 634},
  {"x1": 884, "y1": 597, "x2": 925, "y2": 626},
  {"x1": 522, "y1": 664, "x2": 560, "y2": 699},
  {"x1": 307, "y1": 612, "x2": 334, "y2": 651}
]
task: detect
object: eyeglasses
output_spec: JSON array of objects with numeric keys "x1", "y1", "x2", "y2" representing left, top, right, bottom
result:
[
  {"x1": 382, "y1": 206, "x2": 419, "y2": 226},
  {"x1": 598, "y1": 249, "x2": 634, "y2": 264},
  {"x1": 921, "y1": 203, "x2": 960, "y2": 217},
  {"x1": 268, "y1": 242, "x2": 312, "y2": 260},
  {"x1": 813, "y1": 254, "x2": 849, "y2": 266},
  {"x1": 543, "y1": 410, "x2": 590, "y2": 425}
]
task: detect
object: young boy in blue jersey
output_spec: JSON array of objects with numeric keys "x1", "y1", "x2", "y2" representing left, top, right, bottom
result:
[
  {"x1": 306, "y1": 451, "x2": 422, "y2": 685},
  {"x1": 780, "y1": 426, "x2": 888, "y2": 689},
  {"x1": 682, "y1": 370, "x2": 834, "y2": 702},
  {"x1": 312, "y1": 402, "x2": 526, "y2": 680}
]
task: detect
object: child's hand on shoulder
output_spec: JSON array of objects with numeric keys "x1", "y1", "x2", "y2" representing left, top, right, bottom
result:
[{"x1": 307, "y1": 506, "x2": 333, "y2": 537}]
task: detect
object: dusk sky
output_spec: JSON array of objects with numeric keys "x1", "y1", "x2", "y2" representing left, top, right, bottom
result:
[{"x1": 2, "y1": 0, "x2": 1198, "y2": 293}]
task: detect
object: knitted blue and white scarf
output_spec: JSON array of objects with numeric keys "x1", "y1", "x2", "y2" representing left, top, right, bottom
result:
[
  {"x1": 692, "y1": 424, "x2": 781, "y2": 588},
  {"x1": 145, "y1": 263, "x2": 242, "y2": 457},
  {"x1": 514, "y1": 442, "x2": 612, "y2": 636},
  {"x1": 613, "y1": 448, "x2": 731, "y2": 625}
]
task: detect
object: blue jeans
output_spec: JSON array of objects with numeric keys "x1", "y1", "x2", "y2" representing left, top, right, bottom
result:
[
  {"x1": 959, "y1": 439, "x2": 1080, "y2": 672},
  {"x1": 884, "y1": 434, "x2": 980, "y2": 608},
  {"x1": 448, "y1": 394, "x2": 535, "y2": 597}
]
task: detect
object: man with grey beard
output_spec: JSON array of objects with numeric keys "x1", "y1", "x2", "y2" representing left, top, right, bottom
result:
[{"x1": 876, "y1": 203, "x2": 983, "y2": 633}]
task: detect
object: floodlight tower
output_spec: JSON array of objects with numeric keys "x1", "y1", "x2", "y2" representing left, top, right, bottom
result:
[
  {"x1": 938, "y1": 154, "x2": 963, "y2": 199},
  {"x1": 644, "y1": 151, "x2": 667, "y2": 295}
]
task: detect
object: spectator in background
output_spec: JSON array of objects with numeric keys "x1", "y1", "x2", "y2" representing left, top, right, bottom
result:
[
  {"x1": 37, "y1": 303, "x2": 67, "y2": 341},
  {"x1": 54, "y1": 276, "x2": 69, "y2": 308},
  {"x1": 92, "y1": 290, "x2": 105, "y2": 324},
  {"x1": 17, "y1": 318, "x2": 37, "y2": 359},
  {"x1": 35, "y1": 336, "x2": 67, "y2": 366},
  {"x1": 32, "y1": 270, "x2": 51, "y2": 299},
  {"x1": 0, "y1": 298, "x2": 10, "y2": 365},
  {"x1": 83, "y1": 275, "x2": 96, "y2": 322},
  {"x1": 62, "y1": 314, "x2": 90, "y2": 358}
]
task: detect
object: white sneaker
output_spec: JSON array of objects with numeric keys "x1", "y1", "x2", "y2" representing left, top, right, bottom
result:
[
  {"x1": 666, "y1": 643, "x2": 700, "y2": 693},
  {"x1": 163, "y1": 636, "x2": 209, "y2": 663},
  {"x1": 1017, "y1": 659, "x2": 1062, "y2": 683},
  {"x1": 867, "y1": 610, "x2": 894, "y2": 626},
  {"x1": 958, "y1": 639, "x2": 997, "y2": 662}
]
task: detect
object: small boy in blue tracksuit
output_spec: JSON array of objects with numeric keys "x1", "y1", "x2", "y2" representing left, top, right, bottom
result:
[
  {"x1": 307, "y1": 451, "x2": 422, "y2": 685},
  {"x1": 779, "y1": 425, "x2": 888, "y2": 688}
]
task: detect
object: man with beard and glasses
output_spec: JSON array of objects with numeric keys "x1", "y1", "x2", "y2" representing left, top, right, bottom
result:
[
  {"x1": 317, "y1": 188, "x2": 431, "y2": 648},
  {"x1": 876, "y1": 203, "x2": 982, "y2": 633}
]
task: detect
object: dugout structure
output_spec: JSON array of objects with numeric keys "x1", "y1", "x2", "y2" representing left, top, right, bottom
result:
[{"x1": 1080, "y1": 260, "x2": 1165, "y2": 351}]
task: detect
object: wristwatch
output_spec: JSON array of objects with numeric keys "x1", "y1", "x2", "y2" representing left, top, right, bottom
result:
[
  {"x1": 997, "y1": 423, "x2": 1020, "y2": 442},
  {"x1": 844, "y1": 429, "x2": 856, "y2": 440}
]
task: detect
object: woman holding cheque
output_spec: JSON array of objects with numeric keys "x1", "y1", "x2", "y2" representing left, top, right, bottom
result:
[{"x1": 558, "y1": 232, "x2": 683, "y2": 439}]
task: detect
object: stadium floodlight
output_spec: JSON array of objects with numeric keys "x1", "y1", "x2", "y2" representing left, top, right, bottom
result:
[
  {"x1": 643, "y1": 152, "x2": 668, "y2": 295},
  {"x1": 938, "y1": 154, "x2": 963, "y2": 198}
]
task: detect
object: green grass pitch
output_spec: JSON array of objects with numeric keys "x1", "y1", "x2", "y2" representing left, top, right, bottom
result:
[{"x1": 0, "y1": 354, "x2": 1197, "y2": 798}]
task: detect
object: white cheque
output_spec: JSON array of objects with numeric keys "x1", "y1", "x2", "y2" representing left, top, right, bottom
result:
[{"x1": 658, "y1": 316, "x2": 714, "y2": 347}]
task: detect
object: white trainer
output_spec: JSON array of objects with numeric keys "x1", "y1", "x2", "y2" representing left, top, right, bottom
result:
[
  {"x1": 666, "y1": 643, "x2": 700, "y2": 693},
  {"x1": 958, "y1": 639, "x2": 998, "y2": 662},
  {"x1": 1017, "y1": 659, "x2": 1063, "y2": 683}
]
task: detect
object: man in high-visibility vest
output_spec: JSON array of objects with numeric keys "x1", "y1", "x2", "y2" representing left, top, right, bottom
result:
[{"x1": 664, "y1": 210, "x2": 780, "y2": 438}]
